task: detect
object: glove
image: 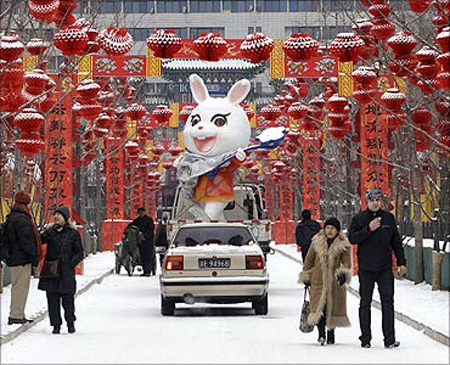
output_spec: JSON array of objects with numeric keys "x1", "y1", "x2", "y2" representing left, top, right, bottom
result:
[{"x1": 337, "y1": 273, "x2": 346, "y2": 286}]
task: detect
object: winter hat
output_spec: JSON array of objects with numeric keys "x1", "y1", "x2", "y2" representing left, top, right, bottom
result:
[
  {"x1": 55, "y1": 206, "x2": 70, "y2": 222},
  {"x1": 324, "y1": 217, "x2": 341, "y2": 232},
  {"x1": 365, "y1": 188, "x2": 383, "y2": 201},
  {"x1": 15, "y1": 191, "x2": 31, "y2": 205}
]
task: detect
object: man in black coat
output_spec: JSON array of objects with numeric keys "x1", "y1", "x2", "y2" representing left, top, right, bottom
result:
[
  {"x1": 295, "y1": 209, "x2": 321, "y2": 262},
  {"x1": 128, "y1": 207, "x2": 155, "y2": 276},
  {"x1": 5, "y1": 191, "x2": 39, "y2": 325},
  {"x1": 38, "y1": 206, "x2": 84, "y2": 334},
  {"x1": 349, "y1": 188, "x2": 406, "y2": 349}
]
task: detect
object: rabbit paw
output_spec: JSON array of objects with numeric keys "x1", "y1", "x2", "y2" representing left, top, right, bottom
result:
[{"x1": 235, "y1": 148, "x2": 246, "y2": 161}]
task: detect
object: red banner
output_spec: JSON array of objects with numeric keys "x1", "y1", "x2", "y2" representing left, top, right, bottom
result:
[
  {"x1": 284, "y1": 56, "x2": 337, "y2": 78},
  {"x1": 44, "y1": 91, "x2": 73, "y2": 217},
  {"x1": 105, "y1": 138, "x2": 125, "y2": 220},
  {"x1": 129, "y1": 166, "x2": 144, "y2": 215},
  {"x1": 302, "y1": 135, "x2": 321, "y2": 220}
]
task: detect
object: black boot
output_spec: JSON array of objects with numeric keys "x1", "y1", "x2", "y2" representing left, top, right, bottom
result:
[
  {"x1": 52, "y1": 325, "x2": 61, "y2": 334},
  {"x1": 67, "y1": 322, "x2": 75, "y2": 333},
  {"x1": 317, "y1": 326, "x2": 326, "y2": 346},
  {"x1": 326, "y1": 329, "x2": 335, "y2": 344}
]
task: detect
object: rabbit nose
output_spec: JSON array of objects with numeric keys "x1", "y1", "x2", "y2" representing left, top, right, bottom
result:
[{"x1": 198, "y1": 126, "x2": 203, "y2": 130}]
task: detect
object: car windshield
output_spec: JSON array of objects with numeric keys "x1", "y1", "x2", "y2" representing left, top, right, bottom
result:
[{"x1": 173, "y1": 226, "x2": 254, "y2": 247}]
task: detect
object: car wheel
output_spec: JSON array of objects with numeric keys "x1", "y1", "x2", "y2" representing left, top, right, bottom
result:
[
  {"x1": 252, "y1": 293, "x2": 268, "y2": 315},
  {"x1": 161, "y1": 295, "x2": 175, "y2": 316},
  {"x1": 115, "y1": 257, "x2": 121, "y2": 274}
]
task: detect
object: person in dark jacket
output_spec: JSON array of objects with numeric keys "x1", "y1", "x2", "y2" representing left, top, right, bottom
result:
[
  {"x1": 295, "y1": 209, "x2": 321, "y2": 262},
  {"x1": 349, "y1": 188, "x2": 406, "y2": 349},
  {"x1": 5, "y1": 191, "x2": 40, "y2": 325},
  {"x1": 38, "y1": 206, "x2": 84, "y2": 334},
  {"x1": 127, "y1": 207, "x2": 155, "y2": 276},
  {"x1": 154, "y1": 214, "x2": 169, "y2": 269}
]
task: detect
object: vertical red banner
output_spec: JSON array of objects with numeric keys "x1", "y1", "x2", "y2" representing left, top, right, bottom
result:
[
  {"x1": 302, "y1": 136, "x2": 321, "y2": 220},
  {"x1": 130, "y1": 171, "x2": 144, "y2": 213},
  {"x1": 44, "y1": 92, "x2": 73, "y2": 216},
  {"x1": 105, "y1": 138, "x2": 125, "y2": 220}
]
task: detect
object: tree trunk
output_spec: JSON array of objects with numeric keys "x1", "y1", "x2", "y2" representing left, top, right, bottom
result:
[{"x1": 431, "y1": 251, "x2": 444, "y2": 291}]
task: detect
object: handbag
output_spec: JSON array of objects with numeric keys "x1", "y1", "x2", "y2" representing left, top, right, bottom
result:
[
  {"x1": 299, "y1": 285, "x2": 314, "y2": 333},
  {"x1": 40, "y1": 260, "x2": 59, "y2": 278}
]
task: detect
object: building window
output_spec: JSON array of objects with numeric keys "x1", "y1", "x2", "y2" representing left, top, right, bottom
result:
[
  {"x1": 223, "y1": 0, "x2": 255, "y2": 12},
  {"x1": 128, "y1": 28, "x2": 150, "y2": 42},
  {"x1": 289, "y1": 26, "x2": 321, "y2": 40},
  {"x1": 99, "y1": 0, "x2": 120, "y2": 13},
  {"x1": 289, "y1": 0, "x2": 319, "y2": 12},
  {"x1": 190, "y1": 27, "x2": 225, "y2": 39},
  {"x1": 190, "y1": 0, "x2": 220, "y2": 12},
  {"x1": 124, "y1": 0, "x2": 150, "y2": 13},
  {"x1": 248, "y1": 26, "x2": 263, "y2": 34},
  {"x1": 259, "y1": 0, "x2": 287, "y2": 12},
  {"x1": 157, "y1": 0, "x2": 187, "y2": 13},
  {"x1": 322, "y1": 0, "x2": 354, "y2": 11},
  {"x1": 323, "y1": 26, "x2": 349, "y2": 40}
]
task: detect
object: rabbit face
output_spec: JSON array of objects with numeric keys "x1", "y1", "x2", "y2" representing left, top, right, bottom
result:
[{"x1": 184, "y1": 74, "x2": 251, "y2": 157}]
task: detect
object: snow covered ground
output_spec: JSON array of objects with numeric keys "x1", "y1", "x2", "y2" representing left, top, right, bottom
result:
[{"x1": 1, "y1": 248, "x2": 449, "y2": 364}]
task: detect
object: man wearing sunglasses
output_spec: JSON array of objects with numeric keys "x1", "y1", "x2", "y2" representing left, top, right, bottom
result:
[{"x1": 349, "y1": 188, "x2": 406, "y2": 349}]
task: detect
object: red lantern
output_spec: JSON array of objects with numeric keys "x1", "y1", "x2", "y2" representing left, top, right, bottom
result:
[
  {"x1": 0, "y1": 33, "x2": 24, "y2": 61},
  {"x1": 370, "y1": 18, "x2": 395, "y2": 41},
  {"x1": 409, "y1": 0, "x2": 431, "y2": 12},
  {"x1": 168, "y1": 144, "x2": 182, "y2": 157},
  {"x1": 380, "y1": 88, "x2": 406, "y2": 112},
  {"x1": 240, "y1": 32, "x2": 274, "y2": 64},
  {"x1": 95, "y1": 113, "x2": 113, "y2": 129},
  {"x1": 368, "y1": 3, "x2": 392, "y2": 18},
  {"x1": 98, "y1": 26, "x2": 134, "y2": 56},
  {"x1": 151, "y1": 105, "x2": 173, "y2": 124},
  {"x1": 326, "y1": 94, "x2": 348, "y2": 113},
  {"x1": 179, "y1": 105, "x2": 195, "y2": 123},
  {"x1": 28, "y1": 0, "x2": 59, "y2": 23},
  {"x1": 0, "y1": 59, "x2": 24, "y2": 88},
  {"x1": 93, "y1": 127, "x2": 108, "y2": 138},
  {"x1": 151, "y1": 144, "x2": 164, "y2": 157},
  {"x1": 146, "y1": 29, "x2": 182, "y2": 58},
  {"x1": 125, "y1": 140, "x2": 140, "y2": 156},
  {"x1": 411, "y1": 107, "x2": 433, "y2": 126},
  {"x1": 78, "y1": 103, "x2": 103, "y2": 120},
  {"x1": 193, "y1": 32, "x2": 228, "y2": 61},
  {"x1": 287, "y1": 102, "x2": 308, "y2": 120},
  {"x1": 26, "y1": 38, "x2": 49, "y2": 55},
  {"x1": 387, "y1": 31, "x2": 417, "y2": 57},
  {"x1": 162, "y1": 159, "x2": 174, "y2": 171},
  {"x1": 76, "y1": 79, "x2": 101, "y2": 100},
  {"x1": 126, "y1": 103, "x2": 147, "y2": 121},
  {"x1": 14, "y1": 108, "x2": 45, "y2": 133},
  {"x1": 388, "y1": 55, "x2": 418, "y2": 77},
  {"x1": 260, "y1": 104, "x2": 282, "y2": 121},
  {"x1": 53, "y1": 26, "x2": 88, "y2": 56},
  {"x1": 244, "y1": 106, "x2": 255, "y2": 121},
  {"x1": 282, "y1": 33, "x2": 319, "y2": 62},
  {"x1": 24, "y1": 69, "x2": 50, "y2": 96},
  {"x1": 329, "y1": 33, "x2": 365, "y2": 63},
  {"x1": 15, "y1": 136, "x2": 45, "y2": 157},
  {"x1": 436, "y1": 27, "x2": 450, "y2": 53}
]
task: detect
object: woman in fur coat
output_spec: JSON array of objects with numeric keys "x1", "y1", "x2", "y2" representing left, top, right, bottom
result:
[{"x1": 298, "y1": 217, "x2": 352, "y2": 345}]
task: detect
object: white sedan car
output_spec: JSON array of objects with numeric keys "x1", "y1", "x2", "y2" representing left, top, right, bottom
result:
[{"x1": 159, "y1": 223, "x2": 269, "y2": 316}]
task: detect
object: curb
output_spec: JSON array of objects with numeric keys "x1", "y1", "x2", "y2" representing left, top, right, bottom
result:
[
  {"x1": 0, "y1": 268, "x2": 114, "y2": 346},
  {"x1": 274, "y1": 247, "x2": 450, "y2": 347}
]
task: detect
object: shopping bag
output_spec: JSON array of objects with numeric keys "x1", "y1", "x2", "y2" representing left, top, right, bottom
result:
[
  {"x1": 299, "y1": 285, "x2": 314, "y2": 333},
  {"x1": 40, "y1": 260, "x2": 59, "y2": 278}
]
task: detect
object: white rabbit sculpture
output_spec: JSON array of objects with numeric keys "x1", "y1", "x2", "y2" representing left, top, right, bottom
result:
[{"x1": 175, "y1": 74, "x2": 251, "y2": 222}]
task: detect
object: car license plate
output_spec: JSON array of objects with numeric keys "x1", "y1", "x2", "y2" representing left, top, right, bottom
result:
[{"x1": 198, "y1": 258, "x2": 231, "y2": 269}]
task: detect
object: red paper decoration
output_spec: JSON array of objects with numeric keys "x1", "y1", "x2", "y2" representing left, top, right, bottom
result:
[
  {"x1": 287, "y1": 102, "x2": 308, "y2": 121},
  {"x1": 14, "y1": 108, "x2": 45, "y2": 133},
  {"x1": 26, "y1": 38, "x2": 49, "y2": 55},
  {"x1": 352, "y1": 66, "x2": 378, "y2": 103},
  {"x1": 409, "y1": 0, "x2": 431, "y2": 12},
  {"x1": 329, "y1": 33, "x2": 365, "y2": 63},
  {"x1": 151, "y1": 105, "x2": 173, "y2": 124},
  {"x1": 15, "y1": 135, "x2": 45, "y2": 157},
  {"x1": 146, "y1": 29, "x2": 182, "y2": 59},
  {"x1": 260, "y1": 104, "x2": 282, "y2": 121},
  {"x1": 99, "y1": 26, "x2": 134, "y2": 56},
  {"x1": 240, "y1": 32, "x2": 274, "y2": 64},
  {"x1": 179, "y1": 105, "x2": 195, "y2": 123},
  {"x1": 193, "y1": 32, "x2": 228, "y2": 61},
  {"x1": 282, "y1": 33, "x2": 319, "y2": 62},
  {"x1": 0, "y1": 33, "x2": 24, "y2": 61},
  {"x1": 53, "y1": 26, "x2": 88, "y2": 56},
  {"x1": 76, "y1": 79, "x2": 101, "y2": 100},
  {"x1": 28, "y1": 0, "x2": 59, "y2": 23},
  {"x1": 24, "y1": 69, "x2": 50, "y2": 96},
  {"x1": 380, "y1": 88, "x2": 407, "y2": 130}
]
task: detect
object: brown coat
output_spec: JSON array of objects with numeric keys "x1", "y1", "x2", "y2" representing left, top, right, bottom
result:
[{"x1": 298, "y1": 231, "x2": 352, "y2": 329}]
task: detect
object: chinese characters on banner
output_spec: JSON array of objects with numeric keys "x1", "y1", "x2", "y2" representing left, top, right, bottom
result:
[
  {"x1": 44, "y1": 93, "x2": 73, "y2": 215},
  {"x1": 105, "y1": 138, "x2": 125, "y2": 220},
  {"x1": 129, "y1": 163, "x2": 144, "y2": 215},
  {"x1": 278, "y1": 177, "x2": 293, "y2": 221},
  {"x1": 302, "y1": 136, "x2": 321, "y2": 220},
  {"x1": 360, "y1": 102, "x2": 389, "y2": 207}
]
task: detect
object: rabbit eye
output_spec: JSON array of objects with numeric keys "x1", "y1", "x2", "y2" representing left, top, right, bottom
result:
[
  {"x1": 190, "y1": 114, "x2": 201, "y2": 126},
  {"x1": 211, "y1": 113, "x2": 230, "y2": 127}
]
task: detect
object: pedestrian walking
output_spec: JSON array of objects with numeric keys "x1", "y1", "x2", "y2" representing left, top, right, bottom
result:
[
  {"x1": 295, "y1": 209, "x2": 321, "y2": 262},
  {"x1": 298, "y1": 217, "x2": 352, "y2": 346},
  {"x1": 38, "y1": 206, "x2": 84, "y2": 334},
  {"x1": 4, "y1": 191, "x2": 41, "y2": 325},
  {"x1": 154, "y1": 214, "x2": 169, "y2": 269},
  {"x1": 127, "y1": 207, "x2": 155, "y2": 276},
  {"x1": 349, "y1": 188, "x2": 406, "y2": 349}
]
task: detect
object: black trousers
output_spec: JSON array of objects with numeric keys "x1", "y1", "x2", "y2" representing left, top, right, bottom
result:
[
  {"x1": 139, "y1": 244, "x2": 153, "y2": 275},
  {"x1": 358, "y1": 268, "x2": 395, "y2": 345},
  {"x1": 317, "y1": 307, "x2": 327, "y2": 338},
  {"x1": 46, "y1": 292, "x2": 76, "y2": 326}
]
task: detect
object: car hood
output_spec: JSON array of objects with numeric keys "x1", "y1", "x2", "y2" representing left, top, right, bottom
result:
[{"x1": 168, "y1": 244, "x2": 263, "y2": 255}]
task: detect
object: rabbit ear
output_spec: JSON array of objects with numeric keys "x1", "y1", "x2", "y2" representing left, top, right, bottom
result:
[
  {"x1": 189, "y1": 74, "x2": 209, "y2": 103},
  {"x1": 226, "y1": 79, "x2": 251, "y2": 105}
]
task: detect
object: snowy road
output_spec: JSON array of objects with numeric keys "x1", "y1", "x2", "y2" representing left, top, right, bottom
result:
[{"x1": 1, "y1": 251, "x2": 449, "y2": 364}]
